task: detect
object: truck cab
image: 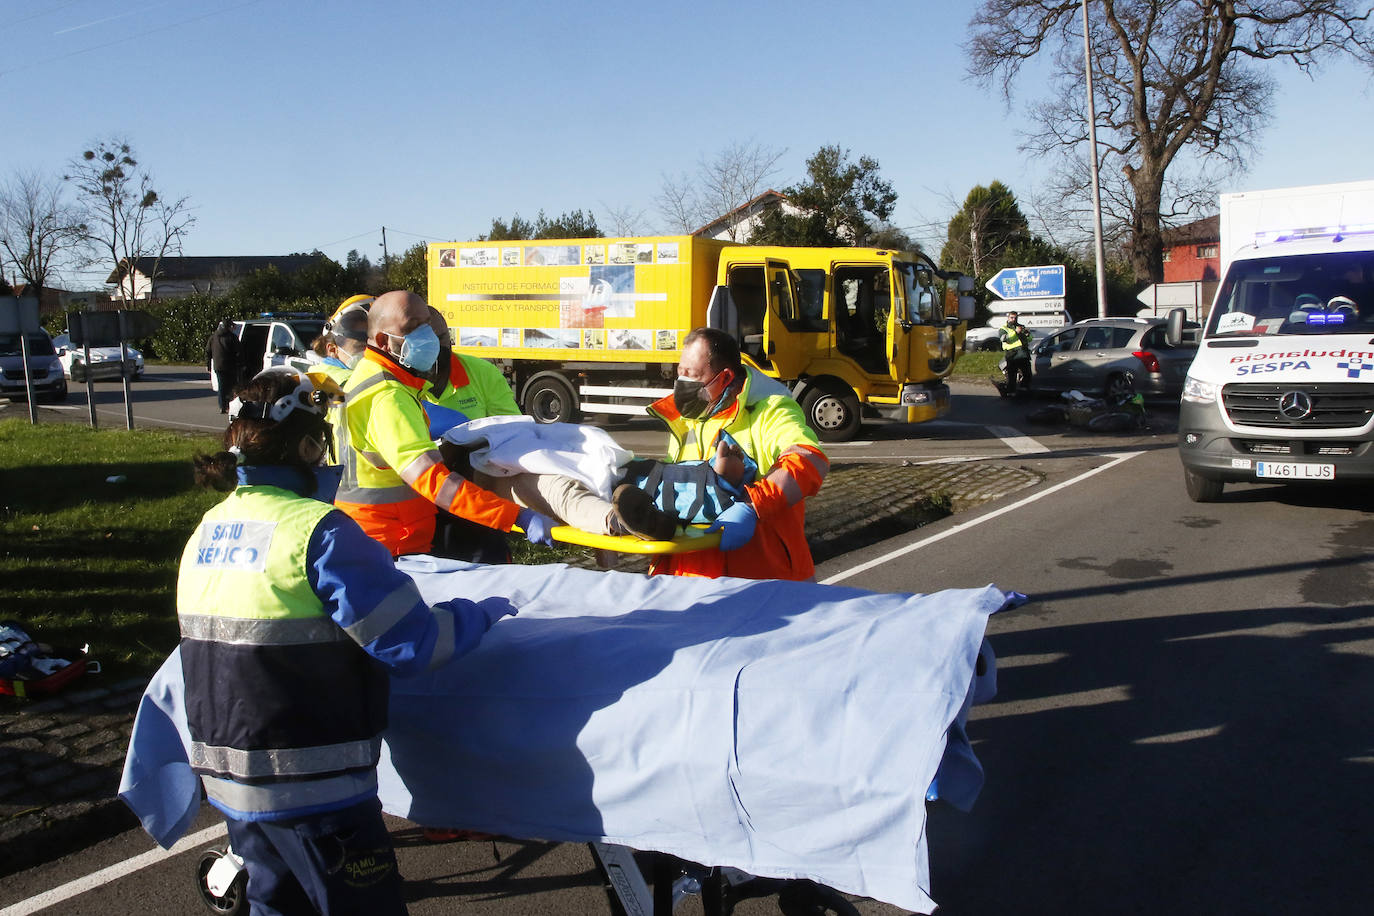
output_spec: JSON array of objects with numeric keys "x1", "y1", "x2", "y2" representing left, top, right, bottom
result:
[{"x1": 713, "y1": 247, "x2": 972, "y2": 439}]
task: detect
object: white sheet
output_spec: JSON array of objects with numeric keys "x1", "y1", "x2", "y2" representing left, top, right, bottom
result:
[{"x1": 441, "y1": 416, "x2": 633, "y2": 500}]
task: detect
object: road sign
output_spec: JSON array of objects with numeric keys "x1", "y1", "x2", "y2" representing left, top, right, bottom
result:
[
  {"x1": 985, "y1": 265, "x2": 1066, "y2": 300},
  {"x1": 69, "y1": 309, "x2": 161, "y2": 346}
]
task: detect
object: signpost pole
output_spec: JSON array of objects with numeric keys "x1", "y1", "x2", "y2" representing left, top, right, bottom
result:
[
  {"x1": 77, "y1": 313, "x2": 98, "y2": 428},
  {"x1": 1082, "y1": 0, "x2": 1109, "y2": 319},
  {"x1": 19, "y1": 329, "x2": 38, "y2": 424},
  {"x1": 118, "y1": 311, "x2": 134, "y2": 430}
]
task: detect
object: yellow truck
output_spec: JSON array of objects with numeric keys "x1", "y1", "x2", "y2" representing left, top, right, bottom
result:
[{"x1": 427, "y1": 235, "x2": 975, "y2": 441}]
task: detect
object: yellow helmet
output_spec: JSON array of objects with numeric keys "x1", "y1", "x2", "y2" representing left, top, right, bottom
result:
[{"x1": 326, "y1": 295, "x2": 374, "y2": 342}]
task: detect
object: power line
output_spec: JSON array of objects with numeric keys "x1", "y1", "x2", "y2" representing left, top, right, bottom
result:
[{"x1": 0, "y1": 0, "x2": 263, "y2": 78}]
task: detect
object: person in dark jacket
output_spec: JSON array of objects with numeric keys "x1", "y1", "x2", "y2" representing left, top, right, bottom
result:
[
  {"x1": 206, "y1": 320, "x2": 242, "y2": 413},
  {"x1": 181, "y1": 366, "x2": 518, "y2": 915}
]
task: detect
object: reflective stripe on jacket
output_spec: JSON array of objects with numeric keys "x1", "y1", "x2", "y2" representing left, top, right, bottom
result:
[
  {"x1": 647, "y1": 369, "x2": 828, "y2": 581},
  {"x1": 176, "y1": 485, "x2": 389, "y2": 818},
  {"x1": 337, "y1": 348, "x2": 521, "y2": 556}
]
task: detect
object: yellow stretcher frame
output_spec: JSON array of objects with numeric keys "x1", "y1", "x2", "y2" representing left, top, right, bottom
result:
[{"x1": 548, "y1": 523, "x2": 721, "y2": 554}]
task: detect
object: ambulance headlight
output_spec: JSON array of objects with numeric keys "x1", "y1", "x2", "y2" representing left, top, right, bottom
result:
[{"x1": 1182, "y1": 376, "x2": 1219, "y2": 404}]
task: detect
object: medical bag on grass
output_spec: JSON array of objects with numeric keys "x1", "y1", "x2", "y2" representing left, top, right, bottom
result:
[{"x1": 0, "y1": 621, "x2": 94, "y2": 698}]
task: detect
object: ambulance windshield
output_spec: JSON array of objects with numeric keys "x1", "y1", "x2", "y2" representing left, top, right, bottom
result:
[{"x1": 1207, "y1": 251, "x2": 1374, "y2": 338}]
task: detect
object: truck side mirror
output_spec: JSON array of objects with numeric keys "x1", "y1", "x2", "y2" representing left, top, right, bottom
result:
[
  {"x1": 958, "y1": 294, "x2": 977, "y2": 322},
  {"x1": 1165, "y1": 308, "x2": 1185, "y2": 347}
]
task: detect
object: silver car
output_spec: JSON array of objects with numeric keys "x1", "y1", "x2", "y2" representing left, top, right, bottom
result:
[
  {"x1": 1031, "y1": 317, "x2": 1198, "y2": 400},
  {"x1": 0, "y1": 330, "x2": 68, "y2": 402}
]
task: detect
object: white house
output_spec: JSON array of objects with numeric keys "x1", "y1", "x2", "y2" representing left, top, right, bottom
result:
[{"x1": 107, "y1": 254, "x2": 328, "y2": 300}]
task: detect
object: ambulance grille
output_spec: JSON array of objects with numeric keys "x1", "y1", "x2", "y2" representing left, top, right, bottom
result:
[{"x1": 1221, "y1": 383, "x2": 1374, "y2": 429}]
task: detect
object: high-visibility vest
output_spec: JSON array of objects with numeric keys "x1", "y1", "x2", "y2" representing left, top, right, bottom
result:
[
  {"x1": 646, "y1": 369, "x2": 828, "y2": 581},
  {"x1": 1000, "y1": 323, "x2": 1027, "y2": 353},
  {"x1": 177, "y1": 485, "x2": 388, "y2": 820},
  {"x1": 337, "y1": 349, "x2": 519, "y2": 556}
]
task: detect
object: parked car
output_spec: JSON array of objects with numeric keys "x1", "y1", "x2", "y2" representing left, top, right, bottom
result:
[
  {"x1": 963, "y1": 325, "x2": 1002, "y2": 352},
  {"x1": 51, "y1": 333, "x2": 144, "y2": 382},
  {"x1": 1030, "y1": 317, "x2": 1199, "y2": 400},
  {"x1": 209, "y1": 313, "x2": 326, "y2": 392},
  {"x1": 0, "y1": 330, "x2": 67, "y2": 402}
]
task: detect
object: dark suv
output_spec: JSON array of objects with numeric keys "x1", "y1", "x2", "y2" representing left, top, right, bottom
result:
[{"x1": 1031, "y1": 317, "x2": 1198, "y2": 400}]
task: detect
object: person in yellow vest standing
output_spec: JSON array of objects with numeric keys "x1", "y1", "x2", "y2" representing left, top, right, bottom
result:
[
  {"x1": 998, "y1": 309, "x2": 1034, "y2": 397},
  {"x1": 310, "y1": 295, "x2": 373, "y2": 465},
  {"x1": 647, "y1": 327, "x2": 829, "y2": 581},
  {"x1": 419, "y1": 307, "x2": 526, "y2": 562},
  {"x1": 336, "y1": 290, "x2": 555, "y2": 557},
  {"x1": 179, "y1": 366, "x2": 519, "y2": 915}
]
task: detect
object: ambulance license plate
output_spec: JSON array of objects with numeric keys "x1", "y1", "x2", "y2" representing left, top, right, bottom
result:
[{"x1": 1255, "y1": 461, "x2": 1334, "y2": 480}]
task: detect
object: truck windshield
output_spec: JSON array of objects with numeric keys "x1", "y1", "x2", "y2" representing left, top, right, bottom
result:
[
  {"x1": 894, "y1": 261, "x2": 939, "y2": 325},
  {"x1": 1206, "y1": 250, "x2": 1374, "y2": 338}
]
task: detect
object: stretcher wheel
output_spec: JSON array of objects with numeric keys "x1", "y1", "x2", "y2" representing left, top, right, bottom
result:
[
  {"x1": 196, "y1": 849, "x2": 247, "y2": 914},
  {"x1": 776, "y1": 880, "x2": 861, "y2": 916}
]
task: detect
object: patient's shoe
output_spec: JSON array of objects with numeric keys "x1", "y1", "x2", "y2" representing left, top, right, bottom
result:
[{"x1": 610, "y1": 484, "x2": 679, "y2": 541}]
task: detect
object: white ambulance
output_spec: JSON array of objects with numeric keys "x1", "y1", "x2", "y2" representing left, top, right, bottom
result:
[{"x1": 1177, "y1": 180, "x2": 1374, "y2": 501}]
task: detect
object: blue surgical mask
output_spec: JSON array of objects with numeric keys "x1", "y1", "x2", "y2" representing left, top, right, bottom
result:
[{"x1": 388, "y1": 324, "x2": 442, "y2": 373}]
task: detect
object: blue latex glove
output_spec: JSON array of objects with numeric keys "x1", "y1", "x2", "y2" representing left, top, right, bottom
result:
[
  {"x1": 706, "y1": 501, "x2": 757, "y2": 551},
  {"x1": 474, "y1": 596, "x2": 519, "y2": 629},
  {"x1": 516, "y1": 507, "x2": 556, "y2": 547}
]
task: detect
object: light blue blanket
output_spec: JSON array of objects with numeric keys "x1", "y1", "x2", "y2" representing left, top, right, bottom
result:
[{"x1": 121, "y1": 558, "x2": 1004, "y2": 913}]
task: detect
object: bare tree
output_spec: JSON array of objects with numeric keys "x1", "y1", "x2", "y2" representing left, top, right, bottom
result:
[
  {"x1": 655, "y1": 171, "x2": 701, "y2": 234},
  {"x1": 65, "y1": 138, "x2": 195, "y2": 300},
  {"x1": 655, "y1": 141, "x2": 787, "y2": 239},
  {"x1": 0, "y1": 170, "x2": 85, "y2": 296},
  {"x1": 599, "y1": 202, "x2": 650, "y2": 237},
  {"x1": 968, "y1": 1, "x2": 1374, "y2": 284}
]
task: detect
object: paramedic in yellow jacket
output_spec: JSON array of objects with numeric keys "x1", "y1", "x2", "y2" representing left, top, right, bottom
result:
[
  {"x1": 648, "y1": 327, "x2": 829, "y2": 581},
  {"x1": 419, "y1": 306, "x2": 526, "y2": 562},
  {"x1": 336, "y1": 291, "x2": 555, "y2": 557},
  {"x1": 420, "y1": 307, "x2": 521, "y2": 438}
]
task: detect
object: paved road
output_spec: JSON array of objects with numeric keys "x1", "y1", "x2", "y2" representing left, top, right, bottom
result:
[{"x1": 6, "y1": 372, "x2": 1369, "y2": 914}]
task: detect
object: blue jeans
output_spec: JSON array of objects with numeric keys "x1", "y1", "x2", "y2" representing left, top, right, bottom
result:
[{"x1": 224, "y1": 797, "x2": 407, "y2": 916}]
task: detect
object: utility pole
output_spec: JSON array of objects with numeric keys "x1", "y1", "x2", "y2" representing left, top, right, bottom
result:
[
  {"x1": 380, "y1": 226, "x2": 390, "y2": 266},
  {"x1": 1082, "y1": 0, "x2": 1109, "y2": 319}
]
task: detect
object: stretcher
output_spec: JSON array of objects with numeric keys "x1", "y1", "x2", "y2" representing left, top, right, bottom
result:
[
  {"x1": 549, "y1": 522, "x2": 721, "y2": 554},
  {"x1": 123, "y1": 559, "x2": 1008, "y2": 914}
]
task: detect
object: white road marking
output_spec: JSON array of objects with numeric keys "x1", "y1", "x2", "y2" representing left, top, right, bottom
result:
[
  {"x1": 820, "y1": 451, "x2": 1143, "y2": 585},
  {"x1": 0, "y1": 823, "x2": 227, "y2": 916},
  {"x1": 987, "y1": 425, "x2": 1050, "y2": 454}
]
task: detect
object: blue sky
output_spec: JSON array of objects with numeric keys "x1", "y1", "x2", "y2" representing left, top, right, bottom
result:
[{"x1": 4, "y1": 0, "x2": 1372, "y2": 289}]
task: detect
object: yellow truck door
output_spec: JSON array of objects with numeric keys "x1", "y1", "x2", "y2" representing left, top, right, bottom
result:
[{"x1": 762, "y1": 258, "x2": 808, "y2": 378}]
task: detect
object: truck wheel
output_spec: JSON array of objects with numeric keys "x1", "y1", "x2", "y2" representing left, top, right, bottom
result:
[
  {"x1": 1183, "y1": 467, "x2": 1223, "y2": 503},
  {"x1": 801, "y1": 383, "x2": 861, "y2": 442},
  {"x1": 522, "y1": 373, "x2": 580, "y2": 424}
]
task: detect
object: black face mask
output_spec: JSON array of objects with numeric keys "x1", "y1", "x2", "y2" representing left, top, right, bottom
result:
[
  {"x1": 673, "y1": 369, "x2": 732, "y2": 419},
  {"x1": 673, "y1": 377, "x2": 709, "y2": 418}
]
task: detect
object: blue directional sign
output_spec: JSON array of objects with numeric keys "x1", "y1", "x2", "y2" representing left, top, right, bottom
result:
[{"x1": 985, "y1": 264, "x2": 1066, "y2": 300}]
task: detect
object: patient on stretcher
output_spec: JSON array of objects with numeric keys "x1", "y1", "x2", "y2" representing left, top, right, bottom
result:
[{"x1": 435, "y1": 416, "x2": 755, "y2": 542}]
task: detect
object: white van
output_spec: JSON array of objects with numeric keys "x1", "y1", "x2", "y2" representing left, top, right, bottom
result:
[
  {"x1": 1177, "y1": 181, "x2": 1374, "y2": 501},
  {"x1": 209, "y1": 313, "x2": 325, "y2": 392}
]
